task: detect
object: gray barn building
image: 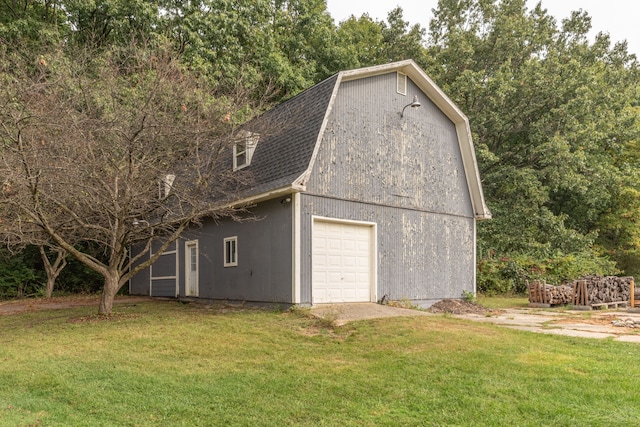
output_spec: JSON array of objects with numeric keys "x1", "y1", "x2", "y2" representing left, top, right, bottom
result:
[{"x1": 129, "y1": 60, "x2": 491, "y2": 307}]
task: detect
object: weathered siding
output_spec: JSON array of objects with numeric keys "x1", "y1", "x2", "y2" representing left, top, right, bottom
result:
[
  {"x1": 300, "y1": 72, "x2": 476, "y2": 305},
  {"x1": 299, "y1": 194, "x2": 475, "y2": 305},
  {"x1": 307, "y1": 73, "x2": 473, "y2": 218}
]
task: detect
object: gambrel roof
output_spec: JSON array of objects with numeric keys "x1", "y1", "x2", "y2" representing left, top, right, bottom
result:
[{"x1": 234, "y1": 60, "x2": 491, "y2": 220}]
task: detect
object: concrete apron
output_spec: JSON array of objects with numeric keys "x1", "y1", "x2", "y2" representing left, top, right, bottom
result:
[
  {"x1": 311, "y1": 303, "x2": 431, "y2": 326},
  {"x1": 311, "y1": 303, "x2": 640, "y2": 343}
]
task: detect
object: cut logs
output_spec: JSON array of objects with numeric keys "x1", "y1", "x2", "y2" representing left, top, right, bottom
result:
[
  {"x1": 527, "y1": 280, "x2": 573, "y2": 305},
  {"x1": 572, "y1": 276, "x2": 633, "y2": 306},
  {"x1": 528, "y1": 276, "x2": 634, "y2": 308}
]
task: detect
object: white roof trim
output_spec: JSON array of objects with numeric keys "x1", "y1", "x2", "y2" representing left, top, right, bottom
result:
[
  {"x1": 302, "y1": 60, "x2": 491, "y2": 220},
  {"x1": 225, "y1": 184, "x2": 305, "y2": 209}
]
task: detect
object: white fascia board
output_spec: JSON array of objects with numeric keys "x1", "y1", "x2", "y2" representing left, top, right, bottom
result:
[{"x1": 225, "y1": 184, "x2": 305, "y2": 209}]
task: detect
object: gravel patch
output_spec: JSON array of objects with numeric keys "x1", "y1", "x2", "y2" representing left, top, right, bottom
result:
[{"x1": 428, "y1": 299, "x2": 500, "y2": 315}]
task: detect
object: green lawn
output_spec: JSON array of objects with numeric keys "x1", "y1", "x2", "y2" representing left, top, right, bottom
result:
[
  {"x1": 476, "y1": 294, "x2": 530, "y2": 309},
  {"x1": 1, "y1": 300, "x2": 639, "y2": 426}
]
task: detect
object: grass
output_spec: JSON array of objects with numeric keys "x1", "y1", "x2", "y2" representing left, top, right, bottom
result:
[
  {"x1": 1, "y1": 300, "x2": 640, "y2": 426},
  {"x1": 477, "y1": 293, "x2": 530, "y2": 309}
]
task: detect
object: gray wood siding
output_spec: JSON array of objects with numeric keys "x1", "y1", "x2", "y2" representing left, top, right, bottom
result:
[
  {"x1": 175, "y1": 198, "x2": 293, "y2": 302},
  {"x1": 151, "y1": 278, "x2": 176, "y2": 297},
  {"x1": 299, "y1": 194, "x2": 475, "y2": 304},
  {"x1": 307, "y1": 74, "x2": 473, "y2": 218},
  {"x1": 151, "y1": 252, "x2": 176, "y2": 278},
  {"x1": 130, "y1": 199, "x2": 292, "y2": 302},
  {"x1": 129, "y1": 245, "x2": 150, "y2": 295},
  {"x1": 129, "y1": 241, "x2": 177, "y2": 296}
]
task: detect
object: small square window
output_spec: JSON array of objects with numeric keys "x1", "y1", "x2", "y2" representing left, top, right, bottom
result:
[{"x1": 224, "y1": 236, "x2": 237, "y2": 267}]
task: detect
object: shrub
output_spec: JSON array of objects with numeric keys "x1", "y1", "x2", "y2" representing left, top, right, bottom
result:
[{"x1": 477, "y1": 249, "x2": 618, "y2": 295}]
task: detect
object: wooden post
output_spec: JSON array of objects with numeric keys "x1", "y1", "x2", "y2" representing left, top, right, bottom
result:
[{"x1": 631, "y1": 280, "x2": 635, "y2": 308}]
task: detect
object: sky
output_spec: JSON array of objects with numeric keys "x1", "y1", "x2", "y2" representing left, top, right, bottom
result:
[{"x1": 325, "y1": 0, "x2": 640, "y2": 56}]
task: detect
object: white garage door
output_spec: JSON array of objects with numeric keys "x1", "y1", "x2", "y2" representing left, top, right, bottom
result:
[{"x1": 312, "y1": 220, "x2": 374, "y2": 304}]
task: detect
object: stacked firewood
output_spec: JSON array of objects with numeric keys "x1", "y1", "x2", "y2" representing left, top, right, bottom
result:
[
  {"x1": 575, "y1": 276, "x2": 633, "y2": 304},
  {"x1": 529, "y1": 276, "x2": 635, "y2": 306},
  {"x1": 528, "y1": 281, "x2": 573, "y2": 305}
]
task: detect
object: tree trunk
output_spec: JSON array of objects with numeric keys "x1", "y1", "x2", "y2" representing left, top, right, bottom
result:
[
  {"x1": 45, "y1": 276, "x2": 55, "y2": 299},
  {"x1": 39, "y1": 246, "x2": 67, "y2": 299},
  {"x1": 99, "y1": 273, "x2": 120, "y2": 315}
]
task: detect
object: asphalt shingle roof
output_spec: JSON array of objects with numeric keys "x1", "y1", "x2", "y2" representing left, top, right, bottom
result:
[{"x1": 237, "y1": 73, "x2": 339, "y2": 197}]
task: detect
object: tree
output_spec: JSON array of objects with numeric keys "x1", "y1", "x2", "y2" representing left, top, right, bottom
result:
[
  {"x1": 38, "y1": 246, "x2": 67, "y2": 298},
  {"x1": 336, "y1": 7, "x2": 427, "y2": 69},
  {"x1": 0, "y1": 227, "x2": 69, "y2": 298},
  {"x1": 0, "y1": 41, "x2": 259, "y2": 314},
  {"x1": 425, "y1": 0, "x2": 640, "y2": 289},
  {"x1": 159, "y1": 0, "x2": 342, "y2": 100}
]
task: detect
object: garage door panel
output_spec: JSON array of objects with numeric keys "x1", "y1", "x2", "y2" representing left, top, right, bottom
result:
[
  {"x1": 312, "y1": 220, "x2": 374, "y2": 304},
  {"x1": 328, "y1": 238, "x2": 341, "y2": 249},
  {"x1": 342, "y1": 255, "x2": 357, "y2": 268}
]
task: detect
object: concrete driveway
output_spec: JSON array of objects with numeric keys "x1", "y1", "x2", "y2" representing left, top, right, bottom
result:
[{"x1": 311, "y1": 303, "x2": 640, "y2": 343}]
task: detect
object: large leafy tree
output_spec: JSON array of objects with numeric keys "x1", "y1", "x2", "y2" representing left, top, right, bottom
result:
[
  {"x1": 425, "y1": 0, "x2": 640, "y2": 288},
  {"x1": 336, "y1": 7, "x2": 427, "y2": 69},
  {"x1": 159, "y1": 0, "x2": 341, "y2": 100}
]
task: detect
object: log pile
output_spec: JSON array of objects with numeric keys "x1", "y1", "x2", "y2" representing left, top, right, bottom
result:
[
  {"x1": 529, "y1": 276, "x2": 635, "y2": 307},
  {"x1": 574, "y1": 276, "x2": 633, "y2": 305},
  {"x1": 528, "y1": 280, "x2": 573, "y2": 305}
]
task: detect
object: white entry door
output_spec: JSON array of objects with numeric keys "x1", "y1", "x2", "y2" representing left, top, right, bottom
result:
[
  {"x1": 185, "y1": 240, "x2": 199, "y2": 297},
  {"x1": 312, "y1": 219, "x2": 375, "y2": 304}
]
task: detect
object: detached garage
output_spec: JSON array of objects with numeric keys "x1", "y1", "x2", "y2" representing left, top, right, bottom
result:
[
  {"x1": 130, "y1": 60, "x2": 491, "y2": 308},
  {"x1": 311, "y1": 218, "x2": 376, "y2": 304}
]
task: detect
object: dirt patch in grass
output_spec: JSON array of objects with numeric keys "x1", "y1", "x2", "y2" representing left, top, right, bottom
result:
[
  {"x1": 428, "y1": 299, "x2": 502, "y2": 315},
  {"x1": 0, "y1": 295, "x2": 152, "y2": 316}
]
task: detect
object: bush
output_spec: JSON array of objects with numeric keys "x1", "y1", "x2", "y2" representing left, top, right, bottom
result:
[
  {"x1": 477, "y1": 249, "x2": 618, "y2": 295},
  {"x1": 0, "y1": 245, "x2": 104, "y2": 300},
  {"x1": 0, "y1": 247, "x2": 42, "y2": 298}
]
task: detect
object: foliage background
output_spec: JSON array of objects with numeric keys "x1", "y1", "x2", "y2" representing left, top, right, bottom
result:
[{"x1": 0, "y1": 0, "x2": 638, "y2": 297}]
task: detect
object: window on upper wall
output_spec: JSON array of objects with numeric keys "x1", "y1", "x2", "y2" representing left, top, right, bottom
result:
[
  {"x1": 224, "y1": 236, "x2": 238, "y2": 267},
  {"x1": 233, "y1": 131, "x2": 259, "y2": 170},
  {"x1": 397, "y1": 72, "x2": 407, "y2": 95},
  {"x1": 158, "y1": 174, "x2": 175, "y2": 199}
]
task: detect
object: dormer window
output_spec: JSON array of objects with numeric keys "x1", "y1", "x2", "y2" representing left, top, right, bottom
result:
[
  {"x1": 233, "y1": 131, "x2": 259, "y2": 170},
  {"x1": 159, "y1": 174, "x2": 175, "y2": 199}
]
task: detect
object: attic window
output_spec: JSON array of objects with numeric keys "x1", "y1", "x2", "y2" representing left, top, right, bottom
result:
[
  {"x1": 159, "y1": 174, "x2": 175, "y2": 199},
  {"x1": 233, "y1": 131, "x2": 260, "y2": 171},
  {"x1": 397, "y1": 72, "x2": 407, "y2": 95}
]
